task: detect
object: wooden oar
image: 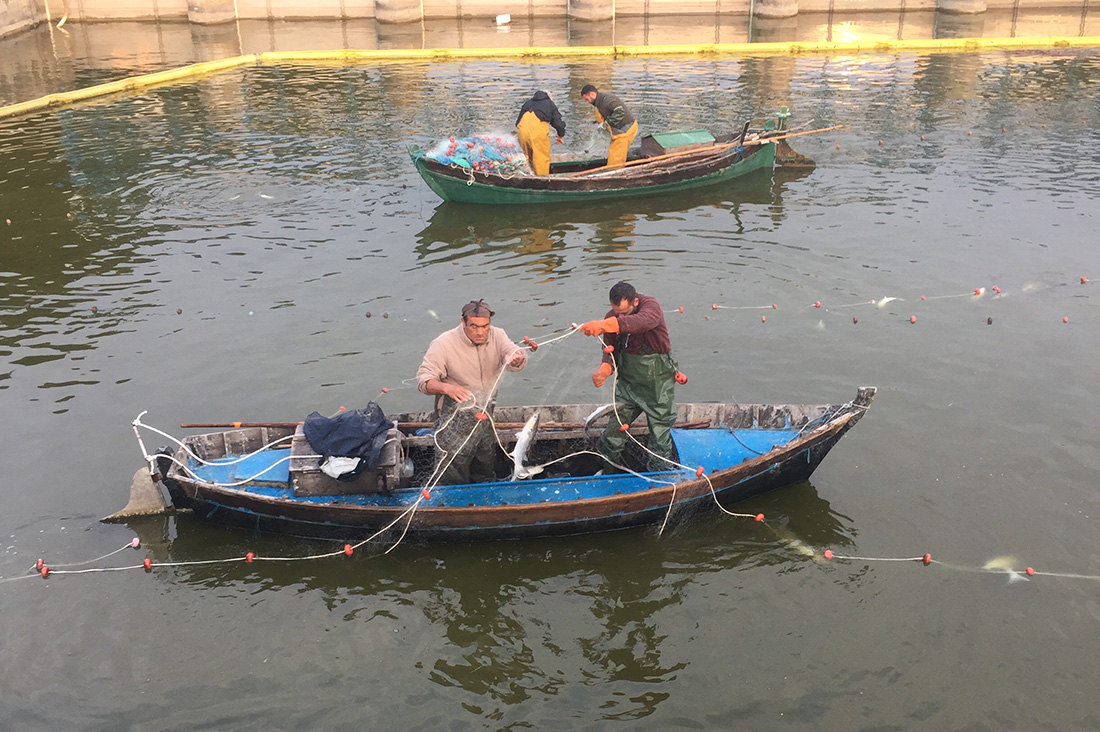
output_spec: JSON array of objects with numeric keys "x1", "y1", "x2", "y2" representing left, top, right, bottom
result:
[{"x1": 565, "y1": 124, "x2": 843, "y2": 179}]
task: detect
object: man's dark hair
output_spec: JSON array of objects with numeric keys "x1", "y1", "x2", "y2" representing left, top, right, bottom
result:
[
  {"x1": 609, "y1": 281, "x2": 636, "y2": 304},
  {"x1": 581, "y1": 84, "x2": 598, "y2": 96}
]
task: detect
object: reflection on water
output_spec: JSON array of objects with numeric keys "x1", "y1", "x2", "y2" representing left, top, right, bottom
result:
[
  {"x1": 414, "y1": 165, "x2": 814, "y2": 274},
  {"x1": 123, "y1": 480, "x2": 854, "y2": 721}
]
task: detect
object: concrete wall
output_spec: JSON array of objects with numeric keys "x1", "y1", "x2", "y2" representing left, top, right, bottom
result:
[
  {"x1": 1, "y1": 0, "x2": 1094, "y2": 43},
  {"x1": 1, "y1": 0, "x2": 44, "y2": 38},
  {"x1": 11, "y1": 0, "x2": 1092, "y2": 27}
]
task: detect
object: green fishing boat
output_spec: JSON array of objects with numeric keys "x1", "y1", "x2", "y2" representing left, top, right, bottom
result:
[{"x1": 408, "y1": 121, "x2": 821, "y2": 205}]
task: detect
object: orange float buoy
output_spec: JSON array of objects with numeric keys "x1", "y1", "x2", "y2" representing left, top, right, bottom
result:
[
  {"x1": 920, "y1": 135, "x2": 925, "y2": 141},
  {"x1": 421, "y1": 488, "x2": 431, "y2": 500},
  {"x1": 619, "y1": 423, "x2": 629, "y2": 432},
  {"x1": 381, "y1": 387, "x2": 389, "y2": 393},
  {"x1": 695, "y1": 466, "x2": 704, "y2": 477},
  {"x1": 674, "y1": 371, "x2": 687, "y2": 385},
  {"x1": 603, "y1": 344, "x2": 614, "y2": 354},
  {"x1": 476, "y1": 412, "x2": 488, "y2": 420},
  {"x1": 1081, "y1": 277, "x2": 1088, "y2": 284}
]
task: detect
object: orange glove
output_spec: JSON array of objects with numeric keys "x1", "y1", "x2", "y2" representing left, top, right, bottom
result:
[
  {"x1": 592, "y1": 362, "x2": 613, "y2": 388},
  {"x1": 580, "y1": 317, "x2": 619, "y2": 336}
]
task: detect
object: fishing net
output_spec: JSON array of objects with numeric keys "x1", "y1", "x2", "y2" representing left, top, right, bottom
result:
[{"x1": 425, "y1": 132, "x2": 531, "y2": 175}]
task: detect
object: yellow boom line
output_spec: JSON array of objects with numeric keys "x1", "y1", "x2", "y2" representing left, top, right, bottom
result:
[{"x1": 3, "y1": 36, "x2": 1099, "y2": 120}]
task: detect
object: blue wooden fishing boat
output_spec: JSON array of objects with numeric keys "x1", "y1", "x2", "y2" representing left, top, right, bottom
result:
[{"x1": 121, "y1": 388, "x2": 874, "y2": 541}]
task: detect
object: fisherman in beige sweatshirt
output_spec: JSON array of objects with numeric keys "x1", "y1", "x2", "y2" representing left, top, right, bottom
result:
[{"x1": 416, "y1": 299, "x2": 527, "y2": 485}]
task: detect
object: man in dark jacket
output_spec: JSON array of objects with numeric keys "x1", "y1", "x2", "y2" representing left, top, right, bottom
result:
[
  {"x1": 580, "y1": 83, "x2": 638, "y2": 168},
  {"x1": 579, "y1": 281, "x2": 678, "y2": 472},
  {"x1": 515, "y1": 90, "x2": 566, "y2": 175}
]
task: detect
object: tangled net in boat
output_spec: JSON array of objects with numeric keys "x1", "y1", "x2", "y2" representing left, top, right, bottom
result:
[{"x1": 425, "y1": 132, "x2": 531, "y2": 174}]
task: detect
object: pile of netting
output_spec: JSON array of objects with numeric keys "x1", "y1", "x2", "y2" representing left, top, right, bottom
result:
[{"x1": 424, "y1": 132, "x2": 531, "y2": 175}]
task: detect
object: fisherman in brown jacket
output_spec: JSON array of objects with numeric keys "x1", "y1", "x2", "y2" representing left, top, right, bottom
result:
[{"x1": 416, "y1": 299, "x2": 528, "y2": 485}]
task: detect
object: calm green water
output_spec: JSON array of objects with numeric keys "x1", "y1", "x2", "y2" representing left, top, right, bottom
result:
[{"x1": 2, "y1": 51, "x2": 1100, "y2": 730}]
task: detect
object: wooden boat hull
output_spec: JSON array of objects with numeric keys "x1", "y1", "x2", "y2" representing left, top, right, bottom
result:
[
  {"x1": 154, "y1": 388, "x2": 875, "y2": 542},
  {"x1": 409, "y1": 139, "x2": 777, "y2": 205}
]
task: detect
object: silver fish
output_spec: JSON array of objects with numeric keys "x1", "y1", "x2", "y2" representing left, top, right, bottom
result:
[
  {"x1": 983, "y1": 555, "x2": 1029, "y2": 583},
  {"x1": 510, "y1": 412, "x2": 544, "y2": 481},
  {"x1": 583, "y1": 404, "x2": 615, "y2": 438}
]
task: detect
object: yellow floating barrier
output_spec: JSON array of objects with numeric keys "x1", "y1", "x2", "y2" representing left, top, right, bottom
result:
[{"x1": 3, "y1": 37, "x2": 1099, "y2": 120}]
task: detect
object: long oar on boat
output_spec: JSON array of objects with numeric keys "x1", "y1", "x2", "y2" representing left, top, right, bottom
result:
[{"x1": 565, "y1": 124, "x2": 842, "y2": 179}]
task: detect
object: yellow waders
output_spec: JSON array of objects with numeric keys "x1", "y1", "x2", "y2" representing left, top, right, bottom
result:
[{"x1": 516, "y1": 111, "x2": 552, "y2": 175}]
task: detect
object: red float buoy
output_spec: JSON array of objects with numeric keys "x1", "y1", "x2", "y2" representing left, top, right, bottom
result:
[
  {"x1": 1026, "y1": 567, "x2": 1034, "y2": 576},
  {"x1": 853, "y1": 317, "x2": 858, "y2": 324},
  {"x1": 922, "y1": 553, "x2": 932, "y2": 565},
  {"x1": 1081, "y1": 277, "x2": 1088, "y2": 284},
  {"x1": 343, "y1": 544, "x2": 353, "y2": 556},
  {"x1": 36, "y1": 558, "x2": 44, "y2": 570},
  {"x1": 619, "y1": 423, "x2": 629, "y2": 432},
  {"x1": 143, "y1": 558, "x2": 152, "y2": 570},
  {"x1": 755, "y1": 513, "x2": 765, "y2": 522},
  {"x1": 677, "y1": 307, "x2": 684, "y2": 313},
  {"x1": 246, "y1": 552, "x2": 254, "y2": 563},
  {"x1": 761, "y1": 315, "x2": 766, "y2": 323},
  {"x1": 1064, "y1": 316, "x2": 1069, "y2": 323},
  {"x1": 910, "y1": 316, "x2": 917, "y2": 324},
  {"x1": 695, "y1": 466, "x2": 704, "y2": 477},
  {"x1": 814, "y1": 301, "x2": 821, "y2": 308},
  {"x1": 674, "y1": 371, "x2": 687, "y2": 385},
  {"x1": 421, "y1": 488, "x2": 431, "y2": 500},
  {"x1": 823, "y1": 549, "x2": 833, "y2": 560},
  {"x1": 40, "y1": 565, "x2": 49, "y2": 578},
  {"x1": 603, "y1": 345, "x2": 614, "y2": 354},
  {"x1": 712, "y1": 303, "x2": 718, "y2": 310},
  {"x1": 476, "y1": 412, "x2": 488, "y2": 420}
]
